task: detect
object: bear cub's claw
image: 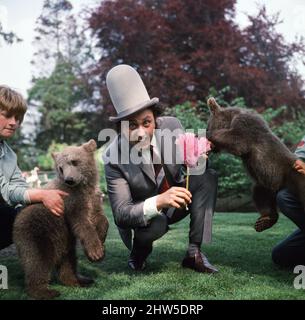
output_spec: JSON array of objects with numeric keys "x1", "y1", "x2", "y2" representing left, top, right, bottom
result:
[
  {"x1": 254, "y1": 215, "x2": 278, "y2": 232},
  {"x1": 86, "y1": 244, "x2": 105, "y2": 262}
]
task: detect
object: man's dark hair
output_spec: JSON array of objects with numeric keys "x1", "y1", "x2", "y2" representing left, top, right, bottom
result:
[{"x1": 115, "y1": 103, "x2": 163, "y2": 132}]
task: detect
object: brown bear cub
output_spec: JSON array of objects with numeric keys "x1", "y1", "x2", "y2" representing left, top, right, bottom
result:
[
  {"x1": 206, "y1": 97, "x2": 305, "y2": 232},
  {"x1": 13, "y1": 139, "x2": 109, "y2": 299}
]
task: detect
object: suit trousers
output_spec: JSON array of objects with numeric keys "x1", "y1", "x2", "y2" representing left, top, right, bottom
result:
[
  {"x1": 132, "y1": 168, "x2": 218, "y2": 257},
  {"x1": 272, "y1": 188, "x2": 305, "y2": 268}
]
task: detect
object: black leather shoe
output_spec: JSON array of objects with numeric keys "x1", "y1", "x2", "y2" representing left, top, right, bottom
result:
[
  {"x1": 128, "y1": 258, "x2": 146, "y2": 271},
  {"x1": 128, "y1": 242, "x2": 152, "y2": 271},
  {"x1": 182, "y1": 250, "x2": 218, "y2": 273}
]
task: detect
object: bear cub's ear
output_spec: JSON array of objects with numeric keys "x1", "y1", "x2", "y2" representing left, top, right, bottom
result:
[
  {"x1": 207, "y1": 97, "x2": 221, "y2": 115},
  {"x1": 83, "y1": 139, "x2": 97, "y2": 152}
]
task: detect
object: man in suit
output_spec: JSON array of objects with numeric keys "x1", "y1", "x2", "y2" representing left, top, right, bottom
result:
[
  {"x1": 272, "y1": 136, "x2": 305, "y2": 268},
  {"x1": 103, "y1": 64, "x2": 218, "y2": 273}
]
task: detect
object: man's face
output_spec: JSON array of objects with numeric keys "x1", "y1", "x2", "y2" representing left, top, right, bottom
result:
[
  {"x1": 122, "y1": 108, "x2": 156, "y2": 149},
  {"x1": 0, "y1": 110, "x2": 20, "y2": 139}
]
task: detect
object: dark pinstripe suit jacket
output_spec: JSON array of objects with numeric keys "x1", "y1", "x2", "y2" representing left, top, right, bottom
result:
[{"x1": 103, "y1": 116, "x2": 185, "y2": 249}]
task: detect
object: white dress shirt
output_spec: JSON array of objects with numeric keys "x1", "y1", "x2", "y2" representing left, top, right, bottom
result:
[{"x1": 142, "y1": 133, "x2": 163, "y2": 222}]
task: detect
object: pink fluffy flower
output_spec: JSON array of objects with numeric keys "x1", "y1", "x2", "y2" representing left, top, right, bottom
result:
[{"x1": 176, "y1": 132, "x2": 211, "y2": 168}]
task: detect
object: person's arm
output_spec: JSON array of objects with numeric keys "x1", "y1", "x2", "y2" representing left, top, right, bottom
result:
[
  {"x1": 0, "y1": 165, "x2": 68, "y2": 216},
  {"x1": 293, "y1": 137, "x2": 305, "y2": 175},
  {"x1": 0, "y1": 164, "x2": 30, "y2": 206},
  {"x1": 294, "y1": 137, "x2": 305, "y2": 161},
  {"x1": 104, "y1": 162, "x2": 148, "y2": 228},
  {"x1": 105, "y1": 162, "x2": 191, "y2": 227},
  {"x1": 143, "y1": 196, "x2": 162, "y2": 222}
]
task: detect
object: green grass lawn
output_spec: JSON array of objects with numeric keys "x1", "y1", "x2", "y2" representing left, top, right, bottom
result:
[{"x1": 1, "y1": 200, "x2": 304, "y2": 300}]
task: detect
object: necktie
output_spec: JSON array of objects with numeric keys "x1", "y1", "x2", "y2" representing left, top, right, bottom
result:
[{"x1": 150, "y1": 145, "x2": 171, "y2": 194}]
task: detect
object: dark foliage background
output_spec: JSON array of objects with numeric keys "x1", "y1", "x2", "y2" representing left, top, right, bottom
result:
[{"x1": 3, "y1": 0, "x2": 305, "y2": 206}]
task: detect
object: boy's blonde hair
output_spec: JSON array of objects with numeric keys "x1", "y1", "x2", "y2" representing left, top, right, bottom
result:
[{"x1": 0, "y1": 85, "x2": 27, "y2": 123}]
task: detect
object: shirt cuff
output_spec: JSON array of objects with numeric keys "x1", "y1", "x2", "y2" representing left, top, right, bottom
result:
[
  {"x1": 143, "y1": 196, "x2": 162, "y2": 222},
  {"x1": 23, "y1": 190, "x2": 31, "y2": 204}
]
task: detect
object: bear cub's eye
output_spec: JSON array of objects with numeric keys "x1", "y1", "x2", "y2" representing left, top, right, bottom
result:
[
  {"x1": 59, "y1": 166, "x2": 63, "y2": 174},
  {"x1": 71, "y1": 160, "x2": 78, "y2": 166}
]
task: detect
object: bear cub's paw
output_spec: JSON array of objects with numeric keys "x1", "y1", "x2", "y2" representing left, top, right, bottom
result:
[
  {"x1": 254, "y1": 215, "x2": 278, "y2": 232},
  {"x1": 85, "y1": 241, "x2": 105, "y2": 262}
]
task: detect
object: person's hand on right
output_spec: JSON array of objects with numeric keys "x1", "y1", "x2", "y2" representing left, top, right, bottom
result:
[
  {"x1": 156, "y1": 187, "x2": 192, "y2": 211},
  {"x1": 293, "y1": 159, "x2": 305, "y2": 175}
]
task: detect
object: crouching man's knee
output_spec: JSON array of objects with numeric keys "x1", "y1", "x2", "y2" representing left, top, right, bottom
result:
[
  {"x1": 271, "y1": 243, "x2": 292, "y2": 268},
  {"x1": 134, "y1": 214, "x2": 168, "y2": 244},
  {"x1": 272, "y1": 245, "x2": 284, "y2": 267}
]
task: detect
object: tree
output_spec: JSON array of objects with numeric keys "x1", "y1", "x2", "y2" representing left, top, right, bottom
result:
[
  {"x1": 240, "y1": 7, "x2": 305, "y2": 113},
  {"x1": 28, "y1": 0, "x2": 103, "y2": 150},
  {"x1": 88, "y1": 0, "x2": 305, "y2": 117},
  {"x1": 28, "y1": 57, "x2": 90, "y2": 150},
  {"x1": 0, "y1": 21, "x2": 21, "y2": 45},
  {"x1": 31, "y1": 0, "x2": 73, "y2": 76},
  {"x1": 32, "y1": 0, "x2": 96, "y2": 81}
]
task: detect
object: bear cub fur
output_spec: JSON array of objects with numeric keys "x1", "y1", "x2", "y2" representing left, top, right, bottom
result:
[
  {"x1": 207, "y1": 97, "x2": 305, "y2": 232},
  {"x1": 13, "y1": 139, "x2": 109, "y2": 299}
]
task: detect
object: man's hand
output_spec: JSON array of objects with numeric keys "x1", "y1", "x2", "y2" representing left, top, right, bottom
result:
[
  {"x1": 293, "y1": 159, "x2": 305, "y2": 175},
  {"x1": 156, "y1": 187, "x2": 192, "y2": 211}
]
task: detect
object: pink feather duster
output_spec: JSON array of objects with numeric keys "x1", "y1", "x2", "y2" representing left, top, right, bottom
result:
[
  {"x1": 176, "y1": 133, "x2": 211, "y2": 209},
  {"x1": 176, "y1": 132, "x2": 211, "y2": 168}
]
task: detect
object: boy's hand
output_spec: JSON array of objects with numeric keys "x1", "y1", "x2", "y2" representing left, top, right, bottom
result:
[
  {"x1": 41, "y1": 189, "x2": 69, "y2": 216},
  {"x1": 293, "y1": 159, "x2": 305, "y2": 175},
  {"x1": 156, "y1": 187, "x2": 192, "y2": 210}
]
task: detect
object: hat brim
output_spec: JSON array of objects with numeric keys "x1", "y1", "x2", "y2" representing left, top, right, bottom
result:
[{"x1": 109, "y1": 97, "x2": 159, "y2": 122}]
